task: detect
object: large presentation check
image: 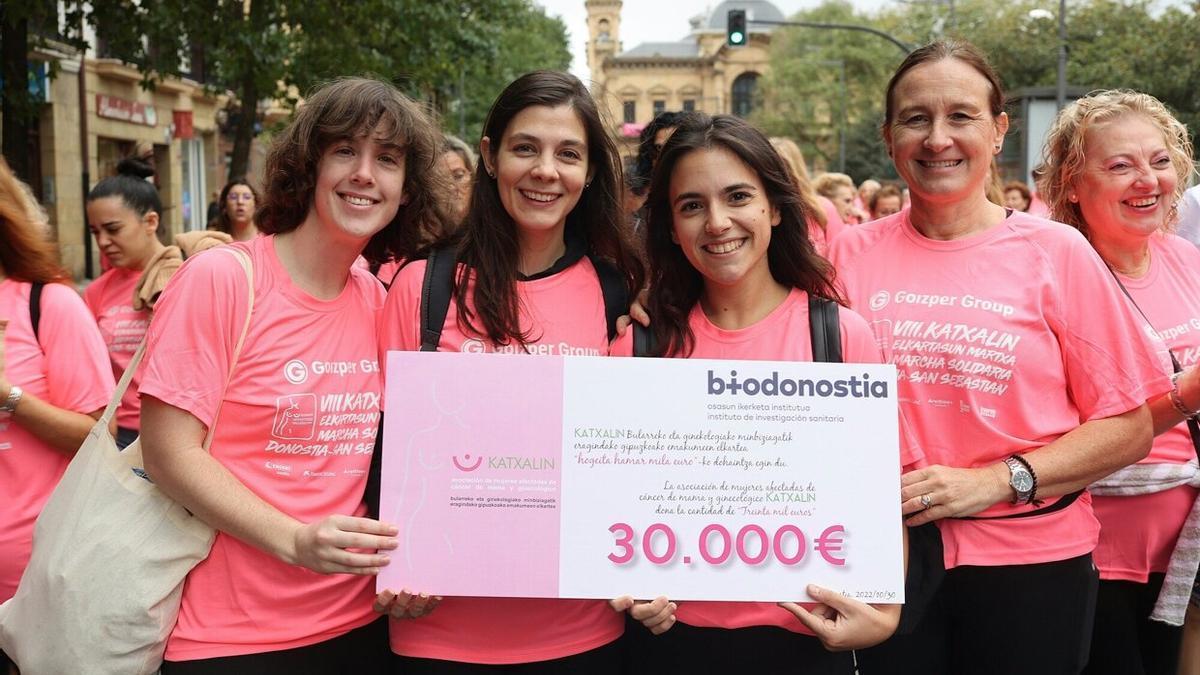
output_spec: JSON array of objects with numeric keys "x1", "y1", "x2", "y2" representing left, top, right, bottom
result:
[{"x1": 377, "y1": 352, "x2": 904, "y2": 603}]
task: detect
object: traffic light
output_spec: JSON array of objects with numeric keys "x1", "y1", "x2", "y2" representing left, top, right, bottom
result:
[{"x1": 727, "y1": 9, "x2": 747, "y2": 47}]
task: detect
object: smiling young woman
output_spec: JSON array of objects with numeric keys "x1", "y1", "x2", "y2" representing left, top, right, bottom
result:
[
  {"x1": 374, "y1": 70, "x2": 644, "y2": 673},
  {"x1": 137, "y1": 77, "x2": 450, "y2": 672}
]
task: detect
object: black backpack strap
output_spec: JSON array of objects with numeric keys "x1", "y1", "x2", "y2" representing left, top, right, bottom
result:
[
  {"x1": 30, "y1": 281, "x2": 44, "y2": 347},
  {"x1": 419, "y1": 248, "x2": 457, "y2": 352},
  {"x1": 808, "y1": 294, "x2": 842, "y2": 363},
  {"x1": 632, "y1": 323, "x2": 654, "y2": 357},
  {"x1": 589, "y1": 255, "x2": 628, "y2": 342}
]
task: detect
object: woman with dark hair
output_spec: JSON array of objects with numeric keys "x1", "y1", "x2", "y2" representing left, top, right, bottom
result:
[
  {"x1": 137, "y1": 76, "x2": 450, "y2": 671},
  {"x1": 830, "y1": 41, "x2": 1166, "y2": 674},
  {"x1": 210, "y1": 178, "x2": 260, "y2": 241},
  {"x1": 1035, "y1": 89, "x2": 1200, "y2": 675},
  {"x1": 375, "y1": 69, "x2": 644, "y2": 672},
  {"x1": 84, "y1": 157, "x2": 168, "y2": 448},
  {"x1": 0, "y1": 158, "x2": 115, "y2": 667},
  {"x1": 611, "y1": 113, "x2": 913, "y2": 673}
]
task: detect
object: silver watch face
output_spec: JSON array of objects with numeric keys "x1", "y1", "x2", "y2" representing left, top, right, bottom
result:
[{"x1": 1012, "y1": 471, "x2": 1034, "y2": 493}]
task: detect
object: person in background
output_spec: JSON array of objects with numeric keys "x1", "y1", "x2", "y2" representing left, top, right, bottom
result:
[
  {"x1": 1175, "y1": 184, "x2": 1200, "y2": 247},
  {"x1": 210, "y1": 178, "x2": 259, "y2": 241},
  {"x1": 1035, "y1": 89, "x2": 1200, "y2": 675},
  {"x1": 441, "y1": 134, "x2": 476, "y2": 225},
  {"x1": 856, "y1": 178, "x2": 881, "y2": 217},
  {"x1": 831, "y1": 40, "x2": 1165, "y2": 674},
  {"x1": 1003, "y1": 180, "x2": 1032, "y2": 212},
  {"x1": 813, "y1": 172, "x2": 859, "y2": 225},
  {"x1": 770, "y1": 137, "x2": 843, "y2": 257},
  {"x1": 84, "y1": 157, "x2": 169, "y2": 448},
  {"x1": 869, "y1": 184, "x2": 905, "y2": 221},
  {"x1": 0, "y1": 157, "x2": 115, "y2": 671}
]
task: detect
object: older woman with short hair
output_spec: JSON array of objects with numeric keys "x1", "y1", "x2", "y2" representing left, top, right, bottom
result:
[{"x1": 1035, "y1": 89, "x2": 1200, "y2": 675}]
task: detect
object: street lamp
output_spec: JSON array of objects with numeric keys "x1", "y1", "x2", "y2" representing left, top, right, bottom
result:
[{"x1": 1029, "y1": 0, "x2": 1068, "y2": 110}]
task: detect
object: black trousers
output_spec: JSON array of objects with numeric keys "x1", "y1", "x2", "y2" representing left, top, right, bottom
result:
[
  {"x1": 161, "y1": 616, "x2": 389, "y2": 674},
  {"x1": 622, "y1": 614, "x2": 855, "y2": 675},
  {"x1": 1082, "y1": 574, "x2": 1182, "y2": 675},
  {"x1": 855, "y1": 553, "x2": 1099, "y2": 675},
  {"x1": 392, "y1": 637, "x2": 622, "y2": 674}
]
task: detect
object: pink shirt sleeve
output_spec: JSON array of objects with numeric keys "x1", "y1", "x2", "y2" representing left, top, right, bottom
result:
[
  {"x1": 139, "y1": 248, "x2": 252, "y2": 429},
  {"x1": 39, "y1": 282, "x2": 116, "y2": 414},
  {"x1": 378, "y1": 259, "x2": 424, "y2": 363}
]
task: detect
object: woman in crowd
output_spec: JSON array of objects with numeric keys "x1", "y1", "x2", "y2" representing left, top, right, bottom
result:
[
  {"x1": 813, "y1": 172, "x2": 859, "y2": 225},
  {"x1": 613, "y1": 112, "x2": 913, "y2": 674},
  {"x1": 84, "y1": 157, "x2": 168, "y2": 448},
  {"x1": 770, "y1": 137, "x2": 844, "y2": 257},
  {"x1": 138, "y1": 76, "x2": 449, "y2": 671},
  {"x1": 0, "y1": 158, "x2": 115, "y2": 668},
  {"x1": 210, "y1": 178, "x2": 259, "y2": 241},
  {"x1": 1035, "y1": 89, "x2": 1200, "y2": 675},
  {"x1": 1003, "y1": 180, "x2": 1032, "y2": 212},
  {"x1": 375, "y1": 70, "x2": 644, "y2": 673},
  {"x1": 828, "y1": 41, "x2": 1166, "y2": 674},
  {"x1": 868, "y1": 183, "x2": 904, "y2": 221},
  {"x1": 442, "y1": 134, "x2": 476, "y2": 223}
]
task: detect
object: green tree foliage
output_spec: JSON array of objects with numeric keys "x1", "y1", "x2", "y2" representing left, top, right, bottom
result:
[
  {"x1": 64, "y1": 0, "x2": 569, "y2": 177},
  {"x1": 758, "y1": 0, "x2": 1200, "y2": 183}
]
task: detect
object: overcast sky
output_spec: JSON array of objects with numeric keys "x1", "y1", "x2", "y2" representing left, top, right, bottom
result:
[{"x1": 535, "y1": 0, "x2": 893, "y2": 81}]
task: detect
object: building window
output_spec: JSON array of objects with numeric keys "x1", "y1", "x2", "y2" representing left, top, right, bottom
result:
[
  {"x1": 683, "y1": 99, "x2": 696, "y2": 112},
  {"x1": 623, "y1": 100, "x2": 636, "y2": 124},
  {"x1": 731, "y1": 72, "x2": 760, "y2": 118},
  {"x1": 652, "y1": 100, "x2": 665, "y2": 117},
  {"x1": 597, "y1": 18, "x2": 611, "y2": 41}
]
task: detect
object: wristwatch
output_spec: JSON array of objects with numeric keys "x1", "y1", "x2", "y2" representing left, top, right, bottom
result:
[
  {"x1": 1005, "y1": 455, "x2": 1035, "y2": 505},
  {"x1": 1, "y1": 385, "x2": 23, "y2": 414}
]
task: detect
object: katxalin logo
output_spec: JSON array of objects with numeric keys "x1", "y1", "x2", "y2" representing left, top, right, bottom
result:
[
  {"x1": 452, "y1": 454, "x2": 483, "y2": 472},
  {"x1": 869, "y1": 290, "x2": 891, "y2": 311}
]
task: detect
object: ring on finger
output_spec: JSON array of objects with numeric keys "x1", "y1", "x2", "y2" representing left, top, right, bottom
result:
[{"x1": 920, "y1": 493, "x2": 933, "y2": 510}]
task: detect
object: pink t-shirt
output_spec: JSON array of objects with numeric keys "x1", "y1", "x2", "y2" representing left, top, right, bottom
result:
[
  {"x1": 138, "y1": 237, "x2": 384, "y2": 660},
  {"x1": 0, "y1": 280, "x2": 114, "y2": 602},
  {"x1": 612, "y1": 288, "x2": 920, "y2": 633},
  {"x1": 1092, "y1": 233, "x2": 1200, "y2": 582},
  {"x1": 83, "y1": 267, "x2": 151, "y2": 430},
  {"x1": 828, "y1": 210, "x2": 1170, "y2": 569},
  {"x1": 378, "y1": 256, "x2": 622, "y2": 664}
]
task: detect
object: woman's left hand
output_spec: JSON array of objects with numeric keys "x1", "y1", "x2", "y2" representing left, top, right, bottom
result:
[
  {"x1": 779, "y1": 584, "x2": 901, "y2": 651},
  {"x1": 899, "y1": 463, "x2": 1009, "y2": 525}
]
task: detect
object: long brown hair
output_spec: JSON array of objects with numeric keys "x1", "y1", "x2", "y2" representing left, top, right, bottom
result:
[
  {"x1": 0, "y1": 157, "x2": 67, "y2": 283},
  {"x1": 442, "y1": 70, "x2": 645, "y2": 347},
  {"x1": 645, "y1": 113, "x2": 844, "y2": 357}
]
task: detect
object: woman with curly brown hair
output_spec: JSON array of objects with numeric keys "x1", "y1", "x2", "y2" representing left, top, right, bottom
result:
[{"x1": 137, "y1": 76, "x2": 452, "y2": 672}]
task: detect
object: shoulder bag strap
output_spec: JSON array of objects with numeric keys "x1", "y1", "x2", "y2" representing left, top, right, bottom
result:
[
  {"x1": 419, "y1": 248, "x2": 457, "y2": 352},
  {"x1": 808, "y1": 295, "x2": 842, "y2": 363},
  {"x1": 29, "y1": 281, "x2": 44, "y2": 347},
  {"x1": 99, "y1": 247, "x2": 255, "y2": 449}
]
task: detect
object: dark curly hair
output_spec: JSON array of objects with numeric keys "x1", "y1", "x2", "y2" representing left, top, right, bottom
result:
[
  {"x1": 644, "y1": 113, "x2": 843, "y2": 357},
  {"x1": 257, "y1": 77, "x2": 453, "y2": 264}
]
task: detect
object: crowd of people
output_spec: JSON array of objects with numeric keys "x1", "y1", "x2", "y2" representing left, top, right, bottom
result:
[{"x1": 2, "y1": 37, "x2": 1200, "y2": 675}]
